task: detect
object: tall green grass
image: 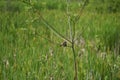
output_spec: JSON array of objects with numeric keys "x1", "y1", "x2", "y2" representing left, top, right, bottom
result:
[{"x1": 0, "y1": 1, "x2": 120, "y2": 80}]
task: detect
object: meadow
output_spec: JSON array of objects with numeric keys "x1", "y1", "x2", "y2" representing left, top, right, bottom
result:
[{"x1": 0, "y1": 1, "x2": 120, "y2": 80}]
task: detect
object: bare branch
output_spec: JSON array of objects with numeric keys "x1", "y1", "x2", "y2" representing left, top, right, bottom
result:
[
  {"x1": 75, "y1": 0, "x2": 88, "y2": 22},
  {"x1": 21, "y1": 0, "x2": 72, "y2": 44}
]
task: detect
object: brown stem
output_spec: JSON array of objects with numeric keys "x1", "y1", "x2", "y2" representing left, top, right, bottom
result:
[{"x1": 72, "y1": 42, "x2": 78, "y2": 80}]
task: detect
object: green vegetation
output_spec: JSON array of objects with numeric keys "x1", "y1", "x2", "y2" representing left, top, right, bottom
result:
[{"x1": 0, "y1": 0, "x2": 120, "y2": 80}]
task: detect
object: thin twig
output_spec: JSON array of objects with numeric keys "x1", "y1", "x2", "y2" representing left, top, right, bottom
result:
[
  {"x1": 66, "y1": 0, "x2": 72, "y2": 41},
  {"x1": 75, "y1": 0, "x2": 88, "y2": 22},
  {"x1": 66, "y1": 0, "x2": 78, "y2": 80},
  {"x1": 72, "y1": 19, "x2": 78, "y2": 80},
  {"x1": 66, "y1": 0, "x2": 88, "y2": 80},
  {"x1": 40, "y1": 16, "x2": 72, "y2": 44},
  {"x1": 72, "y1": 42, "x2": 78, "y2": 80},
  {"x1": 22, "y1": 0, "x2": 72, "y2": 44}
]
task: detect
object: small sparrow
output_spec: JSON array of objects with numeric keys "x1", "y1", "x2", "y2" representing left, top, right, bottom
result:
[{"x1": 60, "y1": 41, "x2": 67, "y2": 47}]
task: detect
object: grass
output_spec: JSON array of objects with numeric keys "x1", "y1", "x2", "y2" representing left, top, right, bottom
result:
[{"x1": 0, "y1": 1, "x2": 120, "y2": 80}]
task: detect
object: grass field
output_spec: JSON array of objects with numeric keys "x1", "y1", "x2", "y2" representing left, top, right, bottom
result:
[{"x1": 0, "y1": 1, "x2": 120, "y2": 80}]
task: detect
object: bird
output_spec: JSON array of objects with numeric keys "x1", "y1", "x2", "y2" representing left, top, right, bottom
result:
[{"x1": 60, "y1": 41, "x2": 67, "y2": 47}]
